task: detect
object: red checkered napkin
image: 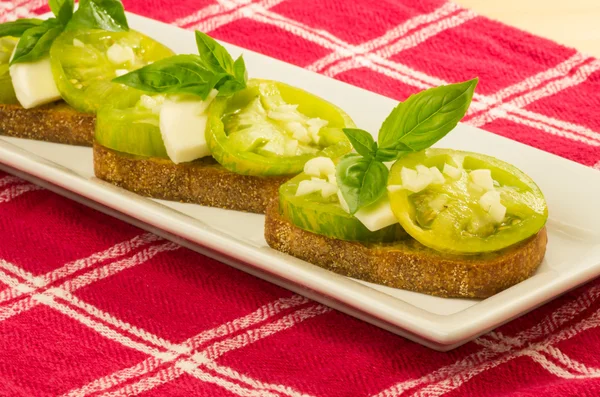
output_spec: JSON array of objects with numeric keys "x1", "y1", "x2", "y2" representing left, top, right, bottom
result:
[{"x1": 1, "y1": 0, "x2": 600, "y2": 396}]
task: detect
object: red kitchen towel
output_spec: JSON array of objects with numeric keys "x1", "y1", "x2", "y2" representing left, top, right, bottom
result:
[{"x1": 2, "y1": 0, "x2": 600, "y2": 396}]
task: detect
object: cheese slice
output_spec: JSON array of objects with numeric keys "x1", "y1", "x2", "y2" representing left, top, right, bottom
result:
[
  {"x1": 159, "y1": 91, "x2": 217, "y2": 164},
  {"x1": 9, "y1": 56, "x2": 61, "y2": 109},
  {"x1": 354, "y1": 196, "x2": 398, "y2": 232}
]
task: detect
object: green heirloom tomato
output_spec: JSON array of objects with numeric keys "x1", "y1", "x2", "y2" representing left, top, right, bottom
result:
[
  {"x1": 280, "y1": 173, "x2": 407, "y2": 243},
  {"x1": 206, "y1": 79, "x2": 354, "y2": 176},
  {"x1": 50, "y1": 29, "x2": 174, "y2": 113},
  {"x1": 95, "y1": 95, "x2": 169, "y2": 158},
  {"x1": 387, "y1": 148, "x2": 548, "y2": 254},
  {"x1": 0, "y1": 37, "x2": 18, "y2": 104}
]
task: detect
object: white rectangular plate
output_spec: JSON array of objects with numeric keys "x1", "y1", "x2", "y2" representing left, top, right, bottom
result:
[{"x1": 2, "y1": 13, "x2": 600, "y2": 351}]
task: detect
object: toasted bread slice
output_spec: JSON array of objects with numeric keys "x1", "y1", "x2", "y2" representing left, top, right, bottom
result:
[
  {"x1": 93, "y1": 141, "x2": 290, "y2": 214},
  {"x1": 264, "y1": 200, "x2": 547, "y2": 298},
  {"x1": 0, "y1": 102, "x2": 95, "y2": 146}
]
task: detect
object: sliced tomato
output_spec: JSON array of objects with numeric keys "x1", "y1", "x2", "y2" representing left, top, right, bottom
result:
[
  {"x1": 50, "y1": 29, "x2": 174, "y2": 113},
  {"x1": 206, "y1": 79, "x2": 354, "y2": 176},
  {"x1": 279, "y1": 173, "x2": 407, "y2": 243},
  {"x1": 387, "y1": 148, "x2": 548, "y2": 254},
  {"x1": 0, "y1": 37, "x2": 18, "y2": 104}
]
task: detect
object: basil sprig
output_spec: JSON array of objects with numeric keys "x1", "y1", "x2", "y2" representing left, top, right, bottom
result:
[
  {"x1": 67, "y1": 0, "x2": 129, "y2": 32},
  {"x1": 113, "y1": 31, "x2": 248, "y2": 100},
  {"x1": 0, "y1": 0, "x2": 129, "y2": 65},
  {"x1": 337, "y1": 78, "x2": 478, "y2": 214}
]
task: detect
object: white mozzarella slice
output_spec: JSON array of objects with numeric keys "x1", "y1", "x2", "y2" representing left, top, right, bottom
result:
[
  {"x1": 354, "y1": 196, "x2": 398, "y2": 232},
  {"x1": 9, "y1": 56, "x2": 61, "y2": 109},
  {"x1": 159, "y1": 95, "x2": 215, "y2": 164}
]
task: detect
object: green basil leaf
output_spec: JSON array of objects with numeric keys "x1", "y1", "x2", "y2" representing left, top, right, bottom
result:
[
  {"x1": 342, "y1": 128, "x2": 377, "y2": 158},
  {"x1": 195, "y1": 31, "x2": 247, "y2": 96},
  {"x1": 336, "y1": 154, "x2": 388, "y2": 214},
  {"x1": 0, "y1": 19, "x2": 44, "y2": 38},
  {"x1": 195, "y1": 31, "x2": 235, "y2": 74},
  {"x1": 378, "y1": 78, "x2": 478, "y2": 152},
  {"x1": 112, "y1": 54, "x2": 224, "y2": 99},
  {"x1": 215, "y1": 55, "x2": 247, "y2": 96},
  {"x1": 67, "y1": 0, "x2": 129, "y2": 32},
  {"x1": 233, "y1": 55, "x2": 247, "y2": 83},
  {"x1": 49, "y1": 0, "x2": 74, "y2": 24},
  {"x1": 57, "y1": 0, "x2": 75, "y2": 26},
  {"x1": 10, "y1": 19, "x2": 63, "y2": 65}
]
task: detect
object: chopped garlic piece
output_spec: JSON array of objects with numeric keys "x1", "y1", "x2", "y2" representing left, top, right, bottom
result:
[
  {"x1": 268, "y1": 109, "x2": 304, "y2": 122},
  {"x1": 401, "y1": 167, "x2": 432, "y2": 193},
  {"x1": 72, "y1": 38, "x2": 85, "y2": 48},
  {"x1": 306, "y1": 118, "x2": 328, "y2": 144},
  {"x1": 287, "y1": 121, "x2": 310, "y2": 143},
  {"x1": 295, "y1": 179, "x2": 338, "y2": 198},
  {"x1": 327, "y1": 173, "x2": 337, "y2": 185},
  {"x1": 304, "y1": 157, "x2": 336, "y2": 179},
  {"x1": 320, "y1": 182, "x2": 338, "y2": 198},
  {"x1": 479, "y1": 190, "x2": 501, "y2": 212},
  {"x1": 139, "y1": 94, "x2": 165, "y2": 114},
  {"x1": 106, "y1": 43, "x2": 134, "y2": 65},
  {"x1": 115, "y1": 69, "x2": 129, "y2": 77},
  {"x1": 429, "y1": 167, "x2": 445, "y2": 184},
  {"x1": 295, "y1": 180, "x2": 323, "y2": 197},
  {"x1": 415, "y1": 165, "x2": 430, "y2": 175},
  {"x1": 284, "y1": 139, "x2": 299, "y2": 156},
  {"x1": 470, "y1": 169, "x2": 494, "y2": 191},
  {"x1": 489, "y1": 201, "x2": 507, "y2": 223},
  {"x1": 443, "y1": 163, "x2": 462, "y2": 179},
  {"x1": 401, "y1": 167, "x2": 418, "y2": 184}
]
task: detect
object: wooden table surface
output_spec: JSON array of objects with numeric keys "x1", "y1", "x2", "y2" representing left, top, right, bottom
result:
[{"x1": 454, "y1": 0, "x2": 600, "y2": 57}]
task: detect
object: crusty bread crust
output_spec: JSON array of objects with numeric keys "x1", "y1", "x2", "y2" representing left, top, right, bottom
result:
[
  {"x1": 0, "y1": 102, "x2": 95, "y2": 146},
  {"x1": 264, "y1": 200, "x2": 547, "y2": 298},
  {"x1": 93, "y1": 141, "x2": 290, "y2": 214}
]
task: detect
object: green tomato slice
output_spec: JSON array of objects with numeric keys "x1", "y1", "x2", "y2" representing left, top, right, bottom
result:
[
  {"x1": 207, "y1": 79, "x2": 354, "y2": 176},
  {"x1": 95, "y1": 95, "x2": 168, "y2": 158},
  {"x1": 387, "y1": 148, "x2": 548, "y2": 254},
  {"x1": 50, "y1": 29, "x2": 174, "y2": 114},
  {"x1": 280, "y1": 173, "x2": 407, "y2": 243},
  {"x1": 0, "y1": 37, "x2": 18, "y2": 104}
]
